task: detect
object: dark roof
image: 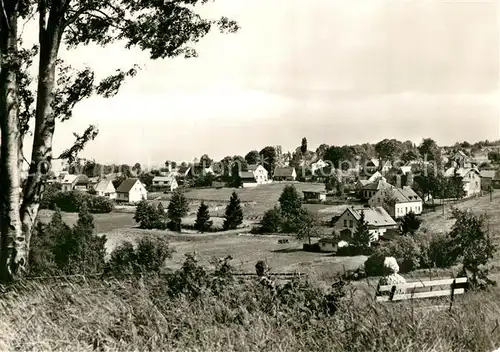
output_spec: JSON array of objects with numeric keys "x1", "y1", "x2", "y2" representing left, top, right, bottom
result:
[
  {"x1": 273, "y1": 167, "x2": 295, "y2": 177},
  {"x1": 247, "y1": 164, "x2": 259, "y2": 171},
  {"x1": 362, "y1": 179, "x2": 393, "y2": 191},
  {"x1": 239, "y1": 171, "x2": 255, "y2": 179},
  {"x1": 116, "y1": 178, "x2": 139, "y2": 193}
]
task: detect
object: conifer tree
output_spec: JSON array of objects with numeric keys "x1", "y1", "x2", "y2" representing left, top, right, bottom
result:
[
  {"x1": 352, "y1": 211, "x2": 372, "y2": 253},
  {"x1": 168, "y1": 190, "x2": 189, "y2": 232},
  {"x1": 195, "y1": 202, "x2": 213, "y2": 233},
  {"x1": 223, "y1": 191, "x2": 243, "y2": 230}
]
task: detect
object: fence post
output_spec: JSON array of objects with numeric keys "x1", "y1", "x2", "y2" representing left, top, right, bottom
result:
[
  {"x1": 389, "y1": 285, "x2": 396, "y2": 301},
  {"x1": 449, "y1": 278, "x2": 456, "y2": 311}
]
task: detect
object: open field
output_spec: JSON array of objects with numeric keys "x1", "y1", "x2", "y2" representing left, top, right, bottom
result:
[{"x1": 37, "y1": 188, "x2": 500, "y2": 282}]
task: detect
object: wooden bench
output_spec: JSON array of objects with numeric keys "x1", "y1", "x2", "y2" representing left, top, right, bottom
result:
[{"x1": 375, "y1": 277, "x2": 468, "y2": 303}]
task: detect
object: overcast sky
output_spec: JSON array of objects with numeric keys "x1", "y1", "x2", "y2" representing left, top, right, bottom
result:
[{"x1": 25, "y1": 0, "x2": 500, "y2": 166}]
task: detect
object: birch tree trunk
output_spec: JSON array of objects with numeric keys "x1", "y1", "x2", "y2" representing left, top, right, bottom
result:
[
  {"x1": 0, "y1": 7, "x2": 22, "y2": 280},
  {"x1": 20, "y1": 4, "x2": 63, "y2": 271}
]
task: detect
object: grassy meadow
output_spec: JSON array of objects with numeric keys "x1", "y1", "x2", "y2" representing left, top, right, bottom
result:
[
  {"x1": 1, "y1": 275, "x2": 500, "y2": 351},
  {"x1": 37, "y1": 184, "x2": 500, "y2": 282}
]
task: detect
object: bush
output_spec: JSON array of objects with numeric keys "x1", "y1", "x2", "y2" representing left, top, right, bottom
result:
[
  {"x1": 106, "y1": 237, "x2": 174, "y2": 277},
  {"x1": 364, "y1": 248, "x2": 391, "y2": 277},
  {"x1": 134, "y1": 200, "x2": 167, "y2": 230},
  {"x1": 364, "y1": 236, "x2": 422, "y2": 276},
  {"x1": 259, "y1": 206, "x2": 282, "y2": 233},
  {"x1": 302, "y1": 243, "x2": 320, "y2": 252},
  {"x1": 28, "y1": 206, "x2": 107, "y2": 276},
  {"x1": 47, "y1": 191, "x2": 114, "y2": 213},
  {"x1": 87, "y1": 195, "x2": 114, "y2": 213},
  {"x1": 417, "y1": 232, "x2": 455, "y2": 269},
  {"x1": 40, "y1": 183, "x2": 62, "y2": 209}
]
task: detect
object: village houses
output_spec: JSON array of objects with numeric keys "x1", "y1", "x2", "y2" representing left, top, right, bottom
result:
[
  {"x1": 368, "y1": 186, "x2": 423, "y2": 218},
  {"x1": 116, "y1": 178, "x2": 148, "y2": 203},
  {"x1": 333, "y1": 206, "x2": 398, "y2": 243},
  {"x1": 239, "y1": 164, "x2": 270, "y2": 188}
]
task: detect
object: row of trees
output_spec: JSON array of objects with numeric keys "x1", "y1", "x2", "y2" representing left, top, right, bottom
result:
[{"x1": 134, "y1": 190, "x2": 244, "y2": 232}]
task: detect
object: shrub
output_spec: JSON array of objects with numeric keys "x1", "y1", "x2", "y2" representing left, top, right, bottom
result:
[
  {"x1": 28, "y1": 206, "x2": 107, "y2": 276},
  {"x1": 364, "y1": 236, "x2": 422, "y2": 276},
  {"x1": 417, "y1": 232, "x2": 455, "y2": 269},
  {"x1": 134, "y1": 200, "x2": 167, "y2": 229},
  {"x1": 39, "y1": 183, "x2": 62, "y2": 209},
  {"x1": 106, "y1": 237, "x2": 174, "y2": 277},
  {"x1": 88, "y1": 195, "x2": 114, "y2": 213},
  {"x1": 47, "y1": 190, "x2": 114, "y2": 213},
  {"x1": 259, "y1": 206, "x2": 282, "y2": 233},
  {"x1": 364, "y1": 248, "x2": 391, "y2": 277}
]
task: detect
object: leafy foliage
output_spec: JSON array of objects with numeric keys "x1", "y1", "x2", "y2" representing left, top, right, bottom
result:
[
  {"x1": 400, "y1": 211, "x2": 422, "y2": 235},
  {"x1": 134, "y1": 200, "x2": 167, "y2": 230},
  {"x1": 195, "y1": 202, "x2": 213, "y2": 233},
  {"x1": 28, "y1": 206, "x2": 107, "y2": 276},
  {"x1": 223, "y1": 191, "x2": 243, "y2": 230},
  {"x1": 447, "y1": 208, "x2": 496, "y2": 289},
  {"x1": 259, "y1": 146, "x2": 277, "y2": 175},
  {"x1": 106, "y1": 238, "x2": 174, "y2": 277},
  {"x1": 259, "y1": 206, "x2": 282, "y2": 233},
  {"x1": 43, "y1": 191, "x2": 114, "y2": 213},
  {"x1": 295, "y1": 209, "x2": 319, "y2": 245},
  {"x1": 244, "y1": 150, "x2": 260, "y2": 165}
]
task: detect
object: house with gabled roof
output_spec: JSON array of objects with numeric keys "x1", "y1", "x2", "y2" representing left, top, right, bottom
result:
[
  {"x1": 480, "y1": 169, "x2": 500, "y2": 189},
  {"x1": 240, "y1": 164, "x2": 269, "y2": 187},
  {"x1": 333, "y1": 206, "x2": 398, "y2": 243},
  {"x1": 444, "y1": 167, "x2": 481, "y2": 198},
  {"x1": 60, "y1": 174, "x2": 79, "y2": 192},
  {"x1": 356, "y1": 171, "x2": 385, "y2": 190},
  {"x1": 360, "y1": 178, "x2": 393, "y2": 200},
  {"x1": 93, "y1": 179, "x2": 117, "y2": 199},
  {"x1": 152, "y1": 175, "x2": 178, "y2": 192},
  {"x1": 368, "y1": 186, "x2": 423, "y2": 218},
  {"x1": 116, "y1": 178, "x2": 147, "y2": 203},
  {"x1": 273, "y1": 166, "x2": 296, "y2": 181}
]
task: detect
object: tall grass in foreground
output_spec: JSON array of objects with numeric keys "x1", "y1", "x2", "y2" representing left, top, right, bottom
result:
[{"x1": 0, "y1": 276, "x2": 499, "y2": 352}]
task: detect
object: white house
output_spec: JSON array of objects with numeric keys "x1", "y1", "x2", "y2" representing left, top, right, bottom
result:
[
  {"x1": 247, "y1": 164, "x2": 269, "y2": 184},
  {"x1": 116, "y1": 178, "x2": 148, "y2": 203},
  {"x1": 333, "y1": 206, "x2": 398, "y2": 243},
  {"x1": 93, "y1": 180, "x2": 117, "y2": 199},
  {"x1": 152, "y1": 175, "x2": 178, "y2": 191},
  {"x1": 368, "y1": 186, "x2": 423, "y2": 218},
  {"x1": 444, "y1": 167, "x2": 482, "y2": 198},
  {"x1": 60, "y1": 174, "x2": 78, "y2": 192},
  {"x1": 356, "y1": 171, "x2": 385, "y2": 189}
]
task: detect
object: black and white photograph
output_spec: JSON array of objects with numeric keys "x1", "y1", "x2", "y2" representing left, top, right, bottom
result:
[{"x1": 0, "y1": 0, "x2": 499, "y2": 351}]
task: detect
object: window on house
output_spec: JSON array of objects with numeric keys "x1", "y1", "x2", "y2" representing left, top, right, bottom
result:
[
  {"x1": 344, "y1": 220, "x2": 348, "y2": 227},
  {"x1": 349, "y1": 220, "x2": 353, "y2": 228}
]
